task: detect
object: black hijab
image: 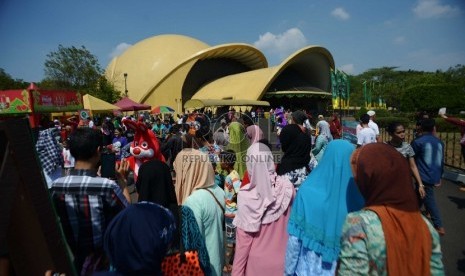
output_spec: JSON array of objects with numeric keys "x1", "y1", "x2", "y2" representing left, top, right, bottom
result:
[
  {"x1": 277, "y1": 124, "x2": 312, "y2": 175},
  {"x1": 136, "y1": 160, "x2": 180, "y2": 248}
]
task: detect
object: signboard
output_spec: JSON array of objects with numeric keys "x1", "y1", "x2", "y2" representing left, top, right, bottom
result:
[
  {"x1": 32, "y1": 90, "x2": 83, "y2": 112},
  {"x1": 0, "y1": 90, "x2": 32, "y2": 114},
  {"x1": 342, "y1": 120, "x2": 359, "y2": 145},
  {"x1": 79, "y1": 109, "x2": 91, "y2": 121}
]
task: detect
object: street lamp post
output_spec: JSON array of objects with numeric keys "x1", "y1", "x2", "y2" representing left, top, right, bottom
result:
[{"x1": 123, "y1": 73, "x2": 128, "y2": 97}]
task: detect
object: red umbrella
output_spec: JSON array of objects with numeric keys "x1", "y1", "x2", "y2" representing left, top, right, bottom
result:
[{"x1": 114, "y1": 97, "x2": 151, "y2": 111}]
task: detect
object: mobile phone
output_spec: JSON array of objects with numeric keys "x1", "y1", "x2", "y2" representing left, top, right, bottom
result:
[{"x1": 100, "y1": 153, "x2": 116, "y2": 179}]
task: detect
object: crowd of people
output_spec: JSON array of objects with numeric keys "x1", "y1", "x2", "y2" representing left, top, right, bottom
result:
[{"x1": 29, "y1": 107, "x2": 449, "y2": 275}]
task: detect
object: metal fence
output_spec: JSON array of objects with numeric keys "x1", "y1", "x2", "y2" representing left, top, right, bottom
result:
[{"x1": 379, "y1": 129, "x2": 464, "y2": 170}]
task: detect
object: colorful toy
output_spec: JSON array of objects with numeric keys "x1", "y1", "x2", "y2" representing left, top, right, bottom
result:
[
  {"x1": 122, "y1": 118, "x2": 165, "y2": 180},
  {"x1": 274, "y1": 106, "x2": 287, "y2": 128}
]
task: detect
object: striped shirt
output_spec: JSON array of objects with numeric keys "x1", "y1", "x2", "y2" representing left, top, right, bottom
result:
[{"x1": 50, "y1": 169, "x2": 128, "y2": 269}]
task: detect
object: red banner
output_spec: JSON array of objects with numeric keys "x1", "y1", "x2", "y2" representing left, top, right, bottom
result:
[
  {"x1": 32, "y1": 90, "x2": 83, "y2": 112},
  {"x1": 0, "y1": 90, "x2": 32, "y2": 114}
]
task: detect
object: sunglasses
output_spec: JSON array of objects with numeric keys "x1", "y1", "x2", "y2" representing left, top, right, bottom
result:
[{"x1": 395, "y1": 130, "x2": 405, "y2": 134}]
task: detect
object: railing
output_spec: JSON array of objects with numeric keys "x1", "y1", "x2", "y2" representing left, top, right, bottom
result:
[{"x1": 379, "y1": 129, "x2": 464, "y2": 170}]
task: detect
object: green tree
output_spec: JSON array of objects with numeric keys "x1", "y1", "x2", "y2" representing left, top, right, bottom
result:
[
  {"x1": 401, "y1": 84, "x2": 465, "y2": 113},
  {"x1": 0, "y1": 68, "x2": 28, "y2": 90},
  {"x1": 43, "y1": 45, "x2": 120, "y2": 103}
]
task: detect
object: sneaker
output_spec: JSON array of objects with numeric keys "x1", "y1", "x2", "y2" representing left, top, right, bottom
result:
[{"x1": 435, "y1": 227, "x2": 445, "y2": 236}]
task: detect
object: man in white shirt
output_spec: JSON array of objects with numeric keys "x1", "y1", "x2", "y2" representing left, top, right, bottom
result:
[
  {"x1": 357, "y1": 114, "x2": 376, "y2": 147},
  {"x1": 367, "y1": 110, "x2": 380, "y2": 142}
]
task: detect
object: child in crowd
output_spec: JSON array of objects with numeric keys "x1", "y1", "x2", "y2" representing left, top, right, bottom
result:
[
  {"x1": 62, "y1": 139, "x2": 75, "y2": 176},
  {"x1": 219, "y1": 150, "x2": 241, "y2": 273}
]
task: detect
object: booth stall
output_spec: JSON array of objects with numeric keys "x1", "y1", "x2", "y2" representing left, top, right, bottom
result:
[{"x1": 0, "y1": 84, "x2": 83, "y2": 128}]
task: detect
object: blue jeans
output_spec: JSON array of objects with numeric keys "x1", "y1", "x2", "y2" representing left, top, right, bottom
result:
[{"x1": 422, "y1": 184, "x2": 443, "y2": 228}]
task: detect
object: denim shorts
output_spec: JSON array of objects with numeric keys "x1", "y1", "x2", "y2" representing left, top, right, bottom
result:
[{"x1": 225, "y1": 217, "x2": 236, "y2": 244}]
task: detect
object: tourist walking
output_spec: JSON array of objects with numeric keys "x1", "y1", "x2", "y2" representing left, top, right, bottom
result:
[
  {"x1": 329, "y1": 113, "x2": 342, "y2": 139},
  {"x1": 136, "y1": 159, "x2": 212, "y2": 275},
  {"x1": 285, "y1": 140, "x2": 364, "y2": 275},
  {"x1": 103, "y1": 202, "x2": 176, "y2": 275},
  {"x1": 174, "y1": 149, "x2": 225, "y2": 276},
  {"x1": 276, "y1": 124, "x2": 312, "y2": 189},
  {"x1": 411, "y1": 118, "x2": 445, "y2": 236},
  {"x1": 338, "y1": 143, "x2": 444, "y2": 275},
  {"x1": 356, "y1": 114, "x2": 376, "y2": 148},
  {"x1": 367, "y1": 110, "x2": 380, "y2": 142},
  {"x1": 227, "y1": 121, "x2": 249, "y2": 179},
  {"x1": 50, "y1": 128, "x2": 130, "y2": 274},
  {"x1": 232, "y1": 142, "x2": 294, "y2": 276},
  {"x1": 386, "y1": 122, "x2": 426, "y2": 199}
]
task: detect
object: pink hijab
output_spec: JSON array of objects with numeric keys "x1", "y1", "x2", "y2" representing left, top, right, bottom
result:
[
  {"x1": 233, "y1": 142, "x2": 294, "y2": 233},
  {"x1": 246, "y1": 125, "x2": 264, "y2": 144}
]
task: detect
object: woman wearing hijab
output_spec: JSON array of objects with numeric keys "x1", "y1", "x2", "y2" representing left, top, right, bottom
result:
[
  {"x1": 316, "y1": 115, "x2": 333, "y2": 142},
  {"x1": 232, "y1": 142, "x2": 295, "y2": 276},
  {"x1": 174, "y1": 149, "x2": 225, "y2": 276},
  {"x1": 246, "y1": 124, "x2": 264, "y2": 145},
  {"x1": 311, "y1": 129, "x2": 329, "y2": 164},
  {"x1": 136, "y1": 160, "x2": 212, "y2": 275},
  {"x1": 338, "y1": 143, "x2": 444, "y2": 275},
  {"x1": 103, "y1": 202, "x2": 176, "y2": 275},
  {"x1": 285, "y1": 140, "x2": 364, "y2": 275},
  {"x1": 227, "y1": 121, "x2": 250, "y2": 179},
  {"x1": 277, "y1": 124, "x2": 312, "y2": 189}
]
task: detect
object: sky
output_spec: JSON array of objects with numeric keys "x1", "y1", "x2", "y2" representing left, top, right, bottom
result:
[{"x1": 1, "y1": 0, "x2": 464, "y2": 82}]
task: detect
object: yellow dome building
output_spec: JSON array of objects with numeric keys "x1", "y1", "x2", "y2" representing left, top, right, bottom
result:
[{"x1": 105, "y1": 34, "x2": 334, "y2": 114}]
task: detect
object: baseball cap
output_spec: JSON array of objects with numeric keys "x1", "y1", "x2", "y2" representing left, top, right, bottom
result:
[{"x1": 367, "y1": 110, "x2": 376, "y2": 117}]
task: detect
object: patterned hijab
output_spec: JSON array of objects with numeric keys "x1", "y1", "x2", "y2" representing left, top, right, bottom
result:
[
  {"x1": 353, "y1": 143, "x2": 432, "y2": 276},
  {"x1": 104, "y1": 202, "x2": 176, "y2": 275},
  {"x1": 233, "y1": 142, "x2": 294, "y2": 233},
  {"x1": 226, "y1": 122, "x2": 249, "y2": 178},
  {"x1": 173, "y1": 149, "x2": 215, "y2": 204},
  {"x1": 287, "y1": 140, "x2": 364, "y2": 262}
]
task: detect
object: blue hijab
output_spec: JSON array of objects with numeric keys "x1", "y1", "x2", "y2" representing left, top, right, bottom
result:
[
  {"x1": 287, "y1": 139, "x2": 364, "y2": 262},
  {"x1": 104, "y1": 202, "x2": 176, "y2": 275}
]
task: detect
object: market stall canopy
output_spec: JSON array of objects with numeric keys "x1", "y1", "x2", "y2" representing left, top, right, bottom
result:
[
  {"x1": 184, "y1": 99, "x2": 270, "y2": 110},
  {"x1": 114, "y1": 97, "x2": 151, "y2": 111},
  {"x1": 83, "y1": 94, "x2": 121, "y2": 112}
]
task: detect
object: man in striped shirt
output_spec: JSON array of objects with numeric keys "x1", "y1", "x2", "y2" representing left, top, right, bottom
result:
[{"x1": 50, "y1": 128, "x2": 130, "y2": 274}]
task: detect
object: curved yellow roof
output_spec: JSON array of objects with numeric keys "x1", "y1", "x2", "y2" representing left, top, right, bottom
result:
[
  {"x1": 104, "y1": 34, "x2": 335, "y2": 114},
  {"x1": 140, "y1": 42, "x2": 267, "y2": 103},
  {"x1": 105, "y1": 34, "x2": 267, "y2": 104},
  {"x1": 192, "y1": 45, "x2": 334, "y2": 101},
  {"x1": 105, "y1": 34, "x2": 211, "y2": 102}
]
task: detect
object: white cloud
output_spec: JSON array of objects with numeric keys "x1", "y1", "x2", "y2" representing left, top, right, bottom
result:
[
  {"x1": 109, "y1": 43, "x2": 132, "y2": 59},
  {"x1": 413, "y1": 0, "x2": 461, "y2": 19},
  {"x1": 331, "y1": 7, "x2": 350, "y2": 21},
  {"x1": 253, "y1": 28, "x2": 307, "y2": 62},
  {"x1": 339, "y1": 64, "x2": 355, "y2": 75},
  {"x1": 393, "y1": 36, "x2": 406, "y2": 45}
]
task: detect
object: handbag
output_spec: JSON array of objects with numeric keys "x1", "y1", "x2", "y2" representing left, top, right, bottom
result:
[
  {"x1": 161, "y1": 250, "x2": 204, "y2": 276},
  {"x1": 161, "y1": 207, "x2": 205, "y2": 276}
]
